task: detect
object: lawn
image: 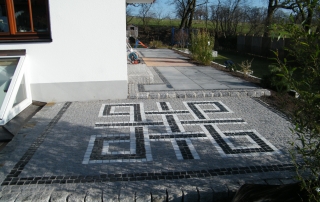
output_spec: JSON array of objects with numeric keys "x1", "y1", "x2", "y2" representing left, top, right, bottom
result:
[{"x1": 213, "y1": 50, "x2": 275, "y2": 78}]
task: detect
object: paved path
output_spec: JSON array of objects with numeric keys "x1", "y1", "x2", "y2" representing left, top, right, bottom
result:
[
  {"x1": 0, "y1": 49, "x2": 297, "y2": 201},
  {"x1": 139, "y1": 49, "x2": 257, "y2": 91},
  {"x1": 143, "y1": 66, "x2": 257, "y2": 91},
  {"x1": 128, "y1": 49, "x2": 270, "y2": 99}
]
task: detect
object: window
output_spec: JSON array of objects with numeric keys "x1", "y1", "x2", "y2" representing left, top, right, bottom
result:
[
  {"x1": 0, "y1": 0, "x2": 51, "y2": 42},
  {"x1": 0, "y1": 50, "x2": 32, "y2": 125}
]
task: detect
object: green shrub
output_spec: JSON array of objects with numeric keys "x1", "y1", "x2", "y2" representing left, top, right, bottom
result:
[
  {"x1": 274, "y1": 21, "x2": 320, "y2": 201},
  {"x1": 260, "y1": 64, "x2": 290, "y2": 92},
  {"x1": 149, "y1": 40, "x2": 164, "y2": 49},
  {"x1": 189, "y1": 31, "x2": 214, "y2": 65}
]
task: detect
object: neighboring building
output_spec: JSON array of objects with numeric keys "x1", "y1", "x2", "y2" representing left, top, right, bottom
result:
[
  {"x1": 127, "y1": 24, "x2": 138, "y2": 38},
  {"x1": 0, "y1": 0, "x2": 153, "y2": 125}
]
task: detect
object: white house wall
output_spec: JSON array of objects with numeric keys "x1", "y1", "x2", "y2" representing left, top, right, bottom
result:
[{"x1": 0, "y1": 0, "x2": 128, "y2": 102}]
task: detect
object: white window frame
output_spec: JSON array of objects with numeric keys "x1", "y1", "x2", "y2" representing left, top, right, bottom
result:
[{"x1": 0, "y1": 54, "x2": 32, "y2": 125}]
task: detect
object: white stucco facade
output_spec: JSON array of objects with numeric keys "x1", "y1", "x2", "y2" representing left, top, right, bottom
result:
[{"x1": 0, "y1": 0, "x2": 131, "y2": 102}]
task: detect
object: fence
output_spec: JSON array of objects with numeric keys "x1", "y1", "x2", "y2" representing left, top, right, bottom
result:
[
  {"x1": 236, "y1": 35, "x2": 291, "y2": 59},
  {"x1": 170, "y1": 30, "x2": 291, "y2": 59}
]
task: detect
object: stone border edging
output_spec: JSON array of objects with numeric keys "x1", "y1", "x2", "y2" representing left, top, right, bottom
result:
[{"x1": 128, "y1": 89, "x2": 271, "y2": 99}]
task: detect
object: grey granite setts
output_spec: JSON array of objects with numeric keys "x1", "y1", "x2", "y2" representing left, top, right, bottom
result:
[
  {"x1": 0, "y1": 49, "x2": 295, "y2": 201},
  {"x1": 0, "y1": 97, "x2": 298, "y2": 201}
]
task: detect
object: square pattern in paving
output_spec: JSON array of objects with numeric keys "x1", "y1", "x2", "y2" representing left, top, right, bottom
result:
[
  {"x1": 1, "y1": 99, "x2": 295, "y2": 186},
  {"x1": 83, "y1": 101, "x2": 281, "y2": 164}
]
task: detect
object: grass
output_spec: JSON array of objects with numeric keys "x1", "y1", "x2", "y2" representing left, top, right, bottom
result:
[
  {"x1": 128, "y1": 17, "x2": 291, "y2": 37},
  {"x1": 128, "y1": 17, "x2": 181, "y2": 27},
  {"x1": 128, "y1": 17, "x2": 251, "y2": 31},
  {"x1": 213, "y1": 50, "x2": 274, "y2": 78}
]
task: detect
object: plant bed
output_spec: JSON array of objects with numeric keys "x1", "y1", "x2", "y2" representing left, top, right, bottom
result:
[
  {"x1": 173, "y1": 49, "x2": 261, "y2": 84},
  {"x1": 172, "y1": 49, "x2": 298, "y2": 119}
]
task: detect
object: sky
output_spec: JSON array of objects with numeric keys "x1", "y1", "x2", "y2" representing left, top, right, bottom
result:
[{"x1": 129, "y1": 0, "x2": 268, "y2": 17}]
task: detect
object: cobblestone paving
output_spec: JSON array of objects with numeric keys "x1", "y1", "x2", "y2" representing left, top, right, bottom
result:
[
  {"x1": 0, "y1": 97, "x2": 297, "y2": 201},
  {"x1": 0, "y1": 49, "x2": 297, "y2": 201}
]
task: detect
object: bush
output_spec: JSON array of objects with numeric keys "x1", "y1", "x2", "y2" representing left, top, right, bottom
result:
[
  {"x1": 149, "y1": 40, "x2": 164, "y2": 49},
  {"x1": 260, "y1": 65, "x2": 290, "y2": 92},
  {"x1": 189, "y1": 31, "x2": 214, "y2": 65},
  {"x1": 174, "y1": 30, "x2": 189, "y2": 49},
  {"x1": 274, "y1": 21, "x2": 320, "y2": 201}
]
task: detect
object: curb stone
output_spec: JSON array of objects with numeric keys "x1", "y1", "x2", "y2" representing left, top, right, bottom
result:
[
  {"x1": 85, "y1": 188, "x2": 102, "y2": 202},
  {"x1": 49, "y1": 190, "x2": 69, "y2": 202},
  {"x1": 130, "y1": 89, "x2": 271, "y2": 99},
  {"x1": 0, "y1": 177, "x2": 299, "y2": 201}
]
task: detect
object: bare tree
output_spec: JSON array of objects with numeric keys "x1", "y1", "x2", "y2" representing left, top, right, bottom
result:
[
  {"x1": 291, "y1": 0, "x2": 319, "y2": 32},
  {"x1": 273, "y1": 9, "x2": 289, "y2": 24},
  {"x1": 210, "y1": 0, "x2": 247, "y2": 36},
  {"x1": 154, "y1": 6, "x2": 164, "y2": 26},
  {"x1": 262, "y1": 0, "x2": 319, "y2": 36},
  {"x1": 126, "y1": 6, "x2": 135, "y2": 25},
  {"x1": 176, "y1": 0, "x2": 196, "y2": 29},
  {"x1": 194, "y1": 5, "x2": 206, "y2": 20},
  {"x1": 164, "y1": 12, "x2": 174, "y2": 27},
  {"x1": 170, "y1": 0, "x2": 207, "y2": 29},
  {"x1": 246, "y1": 7, "x2": 267, "y2": 35},
  {"x1": 263, "y1": 0, "x2": 298, "y2": 37},
  {"x1": 138, "y1": 3, "x2": 155, "y2": 28}
]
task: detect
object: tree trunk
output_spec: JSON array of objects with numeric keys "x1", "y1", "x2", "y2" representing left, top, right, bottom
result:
[
  {"x1": 179, "y1": 0, "x2": 196, "y2": 29},
  {"x1": 264, "y1": 0, "x2": 276, "y2": 37},
  {"x1": 303, "y1": 5, "x2": 314, "y2": 32},
  {"x1": 179, "y1": 16, "x2": 188, "y2": 29},
  {"x1": 187, "y1": 0, "x2": 196, "y2": 28}
]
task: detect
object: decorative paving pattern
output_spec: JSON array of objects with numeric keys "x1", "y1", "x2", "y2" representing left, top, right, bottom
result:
[
  {"x1": 0, "y1": 98, "x2": 295, "y2": 187},
  {"x1": 83, "y1": 101, "x2": 281, "y2": 164}
]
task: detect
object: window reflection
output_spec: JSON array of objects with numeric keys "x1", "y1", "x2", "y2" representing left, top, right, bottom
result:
[
  {"x1": 0, "y1": 58, "x2": 19, "y2": 107},
  {"x1": 0, "y1": 0, "x2": 9, "y2": 32},
  {"x1": 14, "y1": 0, "x2": 31, "y2": 32}
]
